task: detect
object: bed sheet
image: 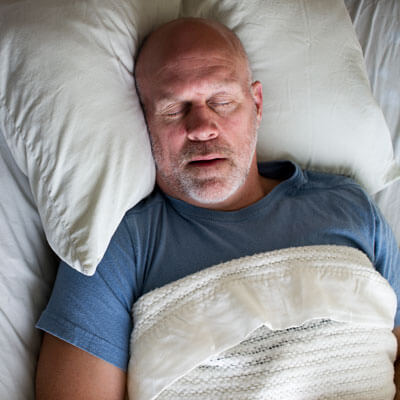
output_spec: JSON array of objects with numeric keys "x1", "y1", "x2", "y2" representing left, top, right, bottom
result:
[
  {"x1": 0, "y1": 1, "x2": 399, "y2": 399},
  {"x1": 345, "y1": 0, "x2": 400, "y2": 243},
  {"x1": 0, "y1": 127, "x2": 57, "y2": 399}
]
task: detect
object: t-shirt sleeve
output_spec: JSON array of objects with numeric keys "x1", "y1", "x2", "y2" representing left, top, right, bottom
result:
[
  {"x1": 372, "y1": 203, "x2": 400, "y2": 327},
  {"x1": 36, "y1": 218, "x2": 136, "y2": 371}
]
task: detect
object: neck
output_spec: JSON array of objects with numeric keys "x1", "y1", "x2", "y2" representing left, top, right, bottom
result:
[{"x1": 208, "y1": 163, "x2": 280, "y2": 211}]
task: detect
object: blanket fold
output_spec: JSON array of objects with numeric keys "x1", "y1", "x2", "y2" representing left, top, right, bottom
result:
[{"x1": 128, "y1": 245, "x2": 397, "y2": 400}]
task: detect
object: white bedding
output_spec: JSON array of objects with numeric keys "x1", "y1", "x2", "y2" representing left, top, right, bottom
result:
[
  {"x1": 0, "y1": 1, "x2": 399, "y2": 399},
  {"x1": 0, "y1": 127, "x2": 57, "y2": 397},
  {"x1": 129, "y1": 246, "x2": 397, "y2": 399},
  {"x1": 345, "y1": 0, "x2": 400, "y2": 242}
]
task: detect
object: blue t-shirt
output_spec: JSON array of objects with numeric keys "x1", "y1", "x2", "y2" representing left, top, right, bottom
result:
[{"x1": 37, "y1": 161, "x2": 400, "y2": 371}]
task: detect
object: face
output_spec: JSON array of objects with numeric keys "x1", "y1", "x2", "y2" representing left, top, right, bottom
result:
[{"x1": 137, "y1": 21, "x2": 263, "y2": 209}]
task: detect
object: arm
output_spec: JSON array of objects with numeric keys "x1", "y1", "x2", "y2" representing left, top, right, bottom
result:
[
  {"x1": 36, "y1": 333, "x2": 127, "y2": 400},
  {"x1": 370, "y1": 201, "x2": 400, "y2": 397},
  {"x1": 35, "y1": 218, "x2": 136, "y2": 399},
  {"x1": 394, "y1": 327, "x2": 400, "y2": 399}
]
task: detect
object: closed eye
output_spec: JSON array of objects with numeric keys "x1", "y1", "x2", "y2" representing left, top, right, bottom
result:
[
  {"x1": 162, "y1": 104, "x2": 188, "y2": 118},
  {"x1": 209, "y1": 101, "x2": 235, "y2": 112},
  {"x1": 211, "y1": 102, "x2": 231, "y2": 107},
  {"x1": 166, "y1": 110, "x2": 183, "y2": 117}
]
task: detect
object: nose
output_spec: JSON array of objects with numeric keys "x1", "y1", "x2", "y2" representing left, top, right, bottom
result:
[{"x1": 185, "y1": 105, "x2": 219, "y2": 141}]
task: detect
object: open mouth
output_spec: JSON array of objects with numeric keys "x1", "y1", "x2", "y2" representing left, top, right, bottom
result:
[{"x1": 188, "y1": 158, "x2": 225, "y2": 167}]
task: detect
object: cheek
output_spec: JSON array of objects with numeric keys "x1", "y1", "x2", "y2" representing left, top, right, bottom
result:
[
  {"x1": 222, "y1": 108, "x2": 255, "y2": 143},
  {"x1": 149, "y1": 123, "x2": 185, "y2": 162}
]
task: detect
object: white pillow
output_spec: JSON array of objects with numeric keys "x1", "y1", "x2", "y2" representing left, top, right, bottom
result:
[
  {"x1": 0, "y1": 0, "x2": 398, "y2": 276},
  {"x1": 0, "y1": 0, "x2": 179, "y2": 276},
  {"x1": 181, "y1": 0, "x2": 400, "y2": 189}
]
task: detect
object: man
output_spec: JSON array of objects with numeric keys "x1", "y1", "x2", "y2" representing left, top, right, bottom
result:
[{"x1": 36, "y1": 18, "x2": 400, "y2": 399}]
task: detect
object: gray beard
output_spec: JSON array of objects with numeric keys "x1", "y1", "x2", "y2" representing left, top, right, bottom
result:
[{"x1": 152, "y1": 122, "x2": 258, "y2": 206}]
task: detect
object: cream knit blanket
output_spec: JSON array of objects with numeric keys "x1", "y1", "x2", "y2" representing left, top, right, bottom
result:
[{"x1": 128, "y1": 246, "x2": 397, "y2": 400}]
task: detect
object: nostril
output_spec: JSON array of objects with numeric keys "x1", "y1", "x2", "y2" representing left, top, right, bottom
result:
[
  {"x1": 187, "y1": 131, "x2": 218, "y2": 142},
  {"x1": 185, "y1": 109, "x2": 218, "y2": 140},
  {"x1": 186, "y1": 120, "x2": 218, "y2": 140}
]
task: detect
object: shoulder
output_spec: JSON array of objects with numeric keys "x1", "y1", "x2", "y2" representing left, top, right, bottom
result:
[
  {"x1": 127, "y1": 188, "x2": 166, "y2": 215},
  {"x1": 259, "y1": 161, "x2": 369, "y2": 200},
  {"x1": 299, "y1": 169, "x2": 372, "y2": 205},
  {"x1": 259, "y1": 161, "x2": 375, "y2": 214},
  {"x1": 124, "y1": 188, "x2": 167, "y2": 224},
  {"x1": 107, "y1": 188, "x2": 174, "y2": 265},
  {"x1": 302, "y1": 169, "x2": 364, "y2": 192},
  {"x1": 112, "y1": 188, "x2": 168, "y2": 238},
  {"x1": 289, "y1": 167, "x2": 379, "y2": 227},
  {"x1": 103, "y1": 189, "x2": 169, "y2": 262}
]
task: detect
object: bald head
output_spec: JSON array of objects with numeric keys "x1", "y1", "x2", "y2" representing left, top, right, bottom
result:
[
  {"x1": 132, "y1": 17, "x2": 264, "y2": 210},
  {"x1": 135, "y1": 18, "x2": 251, "y2": 107}
]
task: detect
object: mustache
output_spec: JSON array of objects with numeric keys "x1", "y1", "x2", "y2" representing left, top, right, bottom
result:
[{"x1": 179, "y1": 142, "x2": 233, "y2": 164}]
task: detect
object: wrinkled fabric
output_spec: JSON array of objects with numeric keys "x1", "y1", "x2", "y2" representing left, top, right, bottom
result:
[{"x1": 128, "y1": 246, "x2": 397, "y2": 400}]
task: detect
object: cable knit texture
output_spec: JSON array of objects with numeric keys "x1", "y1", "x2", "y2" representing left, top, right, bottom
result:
[{"x1": 128, "y1": 245, "x2": 397, "y2": 400}]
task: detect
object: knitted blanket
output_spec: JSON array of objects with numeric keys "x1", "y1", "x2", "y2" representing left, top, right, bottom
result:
[{"x1": 127, "y1": 246, "x2": 397, "y2": 400}]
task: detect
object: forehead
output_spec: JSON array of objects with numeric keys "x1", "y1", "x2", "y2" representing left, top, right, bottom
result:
[
  {"x1": 160, "y1": 54, "x2": 241, "y2": 85},
  {"x1": 154, "y1": 62, "x2": 246, "y2": 113},
  {"x1": 142, "y1": 51, "x2": 248, "y2": 108},
  {"x1": 136, "y1": 20, "x2": 249, "y2": 103}
]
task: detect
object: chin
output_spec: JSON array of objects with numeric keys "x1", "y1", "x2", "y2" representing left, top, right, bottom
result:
[{"x1": 185, "y1": 179, "x2": 243, "y2": 206}]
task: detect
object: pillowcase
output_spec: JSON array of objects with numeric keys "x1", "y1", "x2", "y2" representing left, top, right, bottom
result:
[
  {"x1": 0, "y1": 0, "x2": 179, "y2": 276},
  {"x1": 0, "y1": 0, "x2": 398, "y2": 276}
]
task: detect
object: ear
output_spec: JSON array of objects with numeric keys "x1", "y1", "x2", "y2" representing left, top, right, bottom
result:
[{"x1": 250, "y1": 81, "x2": 263, "y2": 125}]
